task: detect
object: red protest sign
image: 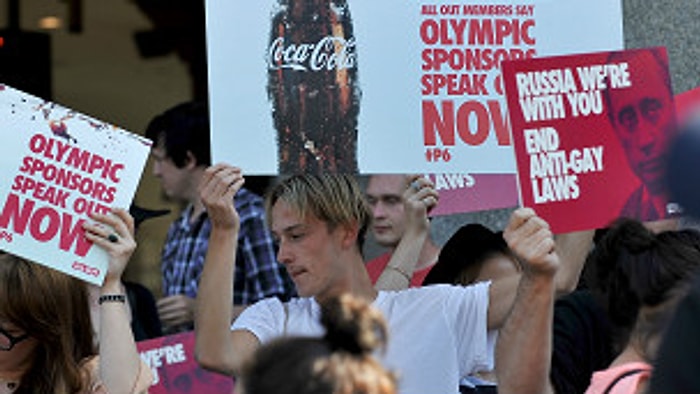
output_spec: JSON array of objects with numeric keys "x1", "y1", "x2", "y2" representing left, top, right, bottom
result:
[
  {"x1": 137, "y1": 331, "x2": 235, "y2": 394},
  {"x1": 502, "y1": 47, "x2": 678, "y2": 233}
]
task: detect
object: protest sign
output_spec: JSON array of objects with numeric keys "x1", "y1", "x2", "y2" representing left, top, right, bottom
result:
[
  {"x1": 502, "y1": 47, "x2": 678, "y2": 233},
  {"x1": 205, "y1": 0, "x2": 623, "y2": 174},
  {"x1": 0, "y1": 84, "x2": 151, "y2": 284},
  {"x1": 137, "y1": 331, "x2": 235, "y2": 394},
  {"x1": 426, "y1": 173, "x2": 517, "y2": 216}
]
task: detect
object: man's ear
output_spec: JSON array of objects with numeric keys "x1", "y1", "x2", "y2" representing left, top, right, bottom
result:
[
  {"x1": 184, "y1": 151, "x2": 198, "y2": 169},
  {"x1": 339, "y1": 221, "x2": 361, "y2": 250}
]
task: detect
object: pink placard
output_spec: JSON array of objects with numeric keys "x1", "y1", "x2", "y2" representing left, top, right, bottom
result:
[
  {"x1": 427, "y1": 173, "x2": 518, "y2": 216},
  {"x1": 502, "y1": 47, "x2": 678, "y2": 233},
  {"x1": 137, "y1": 331, "x2": 235, "y2": 394}
]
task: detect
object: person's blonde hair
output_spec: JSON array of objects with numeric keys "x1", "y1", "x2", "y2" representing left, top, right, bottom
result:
[
  {"x1": 242, "y1": 294, "x2": 397, "y2": 394},
  {"x1": 266, "y1": 174, "x2": 371, "y2": 249}
]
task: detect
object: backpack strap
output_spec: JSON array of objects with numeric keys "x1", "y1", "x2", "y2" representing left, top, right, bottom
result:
[{"x1": 602, "y1": 368, "x2": 647, "y2": 394}]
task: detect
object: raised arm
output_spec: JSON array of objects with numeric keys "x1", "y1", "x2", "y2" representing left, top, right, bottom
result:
[
  {"x1": 84, "y1": 208, "x2": 150, "y2": 393},
  {"x1": 496, "y1": 207, "x2": 558, "y2": 394},
  {"x1": 553, "y1": 229, "x2": 594, "y2": 295},
  {"x1": 194, "y1": 164, "x2": 260, "y2": 377},
  {"x1": 487, "y1": 223, "x2": 593, "y2": 331},
  {"x1": 374, "y1": 175, "x2": 438, "y2": 290}
]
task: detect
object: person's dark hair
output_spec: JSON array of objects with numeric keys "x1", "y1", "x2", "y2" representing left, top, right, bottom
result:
[
  {"x1": 423, "y1": 223, "x2": 515, "y2": 286},
  {"x1": 0, "y1": 253, "x2": 96, "y2": 394},
  {"x1": 145, "y1": 101, "x2": 211, "y2": 168},
  {"x1": 586, "y1": 219, "x2": 700, "y2": 355},
  {"x1": 241, "y1": 294, "x2": 396, "y2": 394}
]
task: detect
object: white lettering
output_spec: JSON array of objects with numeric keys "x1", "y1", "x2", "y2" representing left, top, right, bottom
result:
[{"x1": 267, "y1": 36, "x2": 357, "y2": 72}]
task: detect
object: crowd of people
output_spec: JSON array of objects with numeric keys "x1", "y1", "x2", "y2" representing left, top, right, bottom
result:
[{"x1": 3, "y1": 97, "x2": 700, "y2": 394}]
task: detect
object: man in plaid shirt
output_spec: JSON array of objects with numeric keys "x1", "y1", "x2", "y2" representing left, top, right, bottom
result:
[{"x1": 146, "y1": 102, "x2": 295, "y2": 333}]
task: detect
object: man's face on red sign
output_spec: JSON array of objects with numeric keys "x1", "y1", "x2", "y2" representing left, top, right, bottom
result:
[{"x1": 607, "y1": 51, "x2": 675, "y2": 195}]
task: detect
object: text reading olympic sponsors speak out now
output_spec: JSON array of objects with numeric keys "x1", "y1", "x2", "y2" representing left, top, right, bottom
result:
[{"x1": 420, "y1": 3, "x2": 535, "y2": 163}]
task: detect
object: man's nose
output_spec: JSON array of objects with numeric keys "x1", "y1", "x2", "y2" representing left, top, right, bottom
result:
[
  {"x1": 277, "y1": 240, "x2": 292, "y2": 265},
  {"x1": 636, "y1": 125, "x2": 658, "y2": 154},
  {"x1": 372, "y1": 202, "x2": 386, "y2": 219}
]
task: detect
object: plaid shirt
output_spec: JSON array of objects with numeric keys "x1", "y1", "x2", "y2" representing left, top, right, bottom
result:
[{"x1": 161, "y1": 187, "x2": 295, "y2": 305}]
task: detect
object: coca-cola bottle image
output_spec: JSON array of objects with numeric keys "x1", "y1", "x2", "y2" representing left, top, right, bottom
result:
[{"x1": 267, "y1": 0, "x2": 361, "y2": 174}]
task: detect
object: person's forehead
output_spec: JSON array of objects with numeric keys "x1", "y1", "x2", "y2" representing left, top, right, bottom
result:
[
  {"x1": 151, "y1": 143, "x2": 167, "y2": 157},
  {"x1": 271, "y1": 200, "x2": 320, "y2": 233},
  {"x1": 608, "y1": 80, "x2": 670, "y2": 109},
  {"x1": 609, "y1": 88, "x2": 651, "y2": 106},
  {"x1": 366, "y1": 175, "x2": 405, "y2": 196}
]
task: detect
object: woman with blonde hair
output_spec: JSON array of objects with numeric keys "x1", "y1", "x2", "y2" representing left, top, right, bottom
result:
[{"x1": 240, "y1": 293, "x2": 396, "y2": 394}]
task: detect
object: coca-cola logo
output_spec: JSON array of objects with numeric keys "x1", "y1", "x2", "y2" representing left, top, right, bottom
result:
[{"x1": 267, "y1": 36, "x2": 357, "y2": 72}]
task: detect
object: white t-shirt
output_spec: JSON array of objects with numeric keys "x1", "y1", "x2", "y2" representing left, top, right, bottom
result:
[{"x1": 232, "y1": 282, "x2": 496, "y2": 394}]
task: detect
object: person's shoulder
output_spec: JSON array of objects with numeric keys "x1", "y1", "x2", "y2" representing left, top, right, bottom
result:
[
  {"x1": 247, "y1": 296, "x2": 314, "y2": 312},
  {"x1": 250, "y1": 295, "x2": 285, "y2": 308},
  {"x1": 235, "y1": 297, "x2": 287, "y2": 325},
  {"x1": 234, "y1": 187, "x2": 263, "y2": 203},
  {"x1": 587, "y1": 361, "x2": 652, "y2": 393},
  {"x1": 233, "y1": 296, "x2": 319, "y2": 336},
  {"x1": 393, "y1": 282, "x2": 490, "y2": 294},
  {"x1": 285, "y1": 296, "x2": 318, "y2": 314},
  {"x1": 379, "y1": 283, "x2": 489, "y2": 306},
  {"x1": 375, "y1": 285, "x2": 490, "y2": 329}
]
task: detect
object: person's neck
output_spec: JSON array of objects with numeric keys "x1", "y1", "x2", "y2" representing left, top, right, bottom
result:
[
  {"x1": 316, "y1": 254, "x2": 378, "y2": 305},
  {"x1": 190, "y1": 199, "x2": 207, "y2": 223},
  {"x1": 183, "y1": 168, "x2": 207, "y2": 224},
  {"x1": 609, "y1": 343, "x2": 647, "y2": 367}
]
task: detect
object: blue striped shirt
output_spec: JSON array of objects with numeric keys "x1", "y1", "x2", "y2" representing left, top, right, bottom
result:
[{"x1": 161, "y1": 187, "x2": 295, "y2": 305}]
